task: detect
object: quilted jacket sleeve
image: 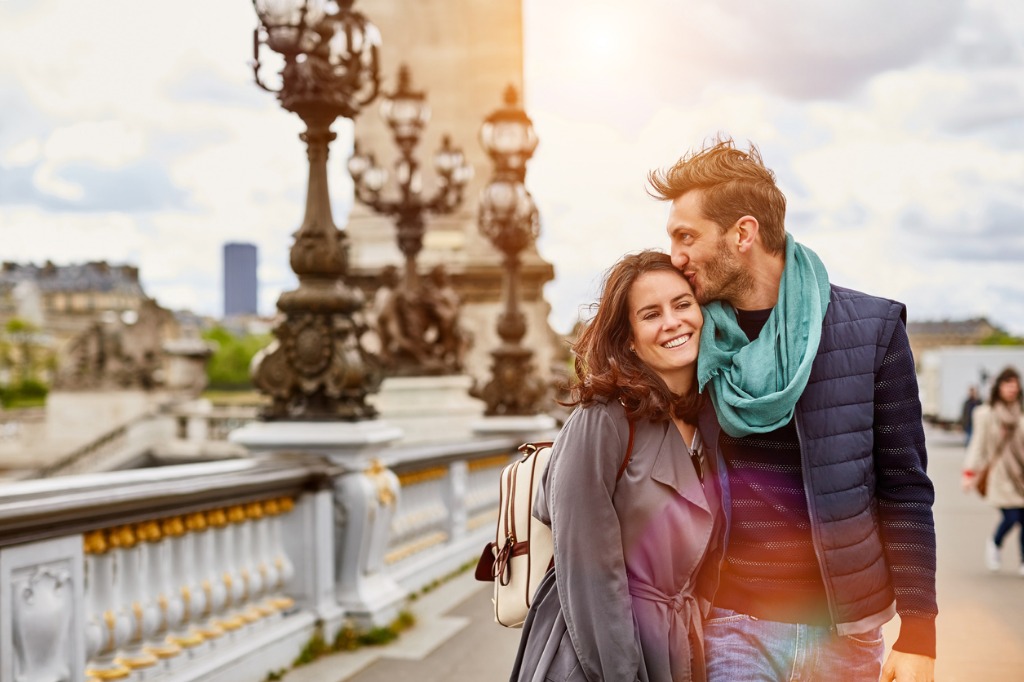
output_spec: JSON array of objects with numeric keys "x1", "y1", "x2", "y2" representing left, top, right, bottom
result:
[{"x1": 872, "y1": 317, "x2": 938, "y2": 658}]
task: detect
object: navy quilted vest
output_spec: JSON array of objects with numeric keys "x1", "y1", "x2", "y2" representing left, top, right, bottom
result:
[{"x1": 794, "y1": 285, "x2": 906, "y2": 630}]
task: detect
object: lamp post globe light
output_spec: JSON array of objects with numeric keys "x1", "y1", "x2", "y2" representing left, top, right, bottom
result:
[
  {"x1": 471, "y1": 85, "x2": 548, "y2": 416},
  {"x1": 347, "y1": 64, "x2": 473, "y2": 376},
  {"x1": 249, "y1": 0, "x2": 383, "y2": 420}
]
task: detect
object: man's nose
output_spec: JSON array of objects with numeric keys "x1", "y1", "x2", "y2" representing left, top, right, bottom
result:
[{"x1": 671, "y1": 250, "x2": 688, "y2": 270}]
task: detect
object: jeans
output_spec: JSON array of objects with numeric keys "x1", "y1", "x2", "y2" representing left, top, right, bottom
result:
[
  {"x1": 994, "y1": 507, "x2": 1024, "y2": 558},
  {"x1": 704, "y1": 607, "x2": 884, "y2": 682}
]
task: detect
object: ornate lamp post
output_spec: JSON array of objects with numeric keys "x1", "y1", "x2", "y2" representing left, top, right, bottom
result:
[
  {"x1": 347, "y1": 64, "x2": 473, "y2": 375},
  {"x1": 471, "y1": 86, "x2": 548, "y2": 416},
  {"x1": 249, "y1": 0, "x2": 382, "y2": 420}
]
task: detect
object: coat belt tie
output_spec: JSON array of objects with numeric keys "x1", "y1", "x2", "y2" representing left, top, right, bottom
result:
[{"x1": 629, "y1": 582, "x2": 706, "y2": 682}]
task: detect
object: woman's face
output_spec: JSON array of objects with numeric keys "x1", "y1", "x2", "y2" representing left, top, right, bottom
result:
[
  {"x1": 627, "y1": 269, "x2": 703, "y2": 394},
  {"x1": 998, "y1": 376, "x2": 1021, "y2": 403}
]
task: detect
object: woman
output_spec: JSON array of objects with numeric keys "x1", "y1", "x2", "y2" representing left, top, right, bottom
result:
[
  {"x1": 510, "y1": 251, "x2": 728, "y2": 682},
  {"x1": 963, "y1": 366, "x2": 1024, "y2": 574}
]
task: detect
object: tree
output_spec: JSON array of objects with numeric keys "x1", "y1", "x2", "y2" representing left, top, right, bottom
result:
[
  {"x1": 202, "y1": 326, "x2": 272, "y2": 390},
  {"x1": 980, "y1": 329, "x2": 1024, "y2": 346},
  {"x1": 0, "y1": 317, "x2": 53, "y2": 407}
]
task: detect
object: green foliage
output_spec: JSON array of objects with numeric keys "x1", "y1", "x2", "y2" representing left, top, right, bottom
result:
[
  {"x1": 0, "y1": 317, "x2": 53, "y2": 401},
  {"x1": 291, "y1": 611, "x2": 419, "y2": 668},
  {"x1": 264, "y1": 669, "x2": 286, "y2": 681},
  {"x1": 0, "y1": 379, "x2": 49, "y2": 408},
  {"x1": 4, "y1": 318, "x2": 33, "y2": 334},
  {"x1": 293, "y1": 631, "x2": 330, "y2": 666},
  {"x1": 202, "y1": 326, "x2": 272, "y2": 390},
  {"x1": 0, "y1": 317, "x2": 50, "y2": 403},
  {"x1": 980, "y1": 330, "x2": 1024, "y2": 346}
]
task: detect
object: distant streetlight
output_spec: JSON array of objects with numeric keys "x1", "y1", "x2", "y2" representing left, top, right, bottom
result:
[
  {"x1": 249, "y1": 0, "x2": 383, "y2": 419},
  {"x1": 471, "y1": 85, "x2": 547, "y2": 416},
  {"x1": 347, "y1": 64, "x2": 473, "y2": 375}
]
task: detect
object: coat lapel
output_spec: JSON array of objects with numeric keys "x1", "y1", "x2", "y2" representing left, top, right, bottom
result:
[{"x1": 649, "y1": 421, "x2": 711, "y2": 513}]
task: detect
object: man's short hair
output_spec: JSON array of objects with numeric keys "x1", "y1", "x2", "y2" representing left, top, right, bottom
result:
[{"x1": 647, "y1": 137, "x2": 787, "y2": 254}]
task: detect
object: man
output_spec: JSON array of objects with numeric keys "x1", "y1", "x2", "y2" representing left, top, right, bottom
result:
[
  {"x1": 961, "y1": 385, "x2": 983, "y2": 445},
  {"x1": 648, "y1": 138, "x2": 937, "y2": 682}
]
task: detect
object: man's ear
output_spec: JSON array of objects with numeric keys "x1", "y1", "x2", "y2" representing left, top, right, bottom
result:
[{"x1": 734, "y1": 215, "x2": 759, "y2": 253}]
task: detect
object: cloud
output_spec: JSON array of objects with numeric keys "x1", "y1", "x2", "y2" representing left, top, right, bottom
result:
[
  {"x1": 2, "y1": 0, "x2": 1024, "y2": 339},
  {"x1": 166, "y1": 68, "x2": 270, "y2": 109},
  {"x1": 670, "y1": 0, "x2": 965, "y2": 98}
]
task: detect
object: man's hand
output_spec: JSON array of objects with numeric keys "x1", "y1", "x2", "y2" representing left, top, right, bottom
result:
[{"x1": 880, "y1": 651, "x2": 935, "y2": 682}]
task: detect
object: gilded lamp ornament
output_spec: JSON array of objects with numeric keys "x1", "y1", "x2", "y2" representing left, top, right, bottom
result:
[{"x1": 249, "y1": 0, "x2": 383, "y2": 419}]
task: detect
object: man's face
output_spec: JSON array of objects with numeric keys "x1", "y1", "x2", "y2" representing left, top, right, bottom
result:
[{"x1": 665, "y1": 190, "x2": 751, "y2": 306}]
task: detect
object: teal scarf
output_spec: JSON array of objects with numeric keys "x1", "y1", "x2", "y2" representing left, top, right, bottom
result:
[{"x1": 697, "y1": 234, "x2": 830, "y2": 438}]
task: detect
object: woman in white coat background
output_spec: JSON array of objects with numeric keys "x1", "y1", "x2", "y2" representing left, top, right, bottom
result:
[
  {"x1": 963, "y1": 366, "x2": 1024, "y2": 574},
  {"x1": 509, "y1": 250, "x2": 728, "y2": 682}
]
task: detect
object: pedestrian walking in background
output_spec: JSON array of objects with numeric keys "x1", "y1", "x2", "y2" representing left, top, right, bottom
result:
[
  {"x1": 963, "y1": 366, "x2": 1024, "y2": 574},
  {"x1": 961, "y1": 385, "x2": 983, "y2": 445}
]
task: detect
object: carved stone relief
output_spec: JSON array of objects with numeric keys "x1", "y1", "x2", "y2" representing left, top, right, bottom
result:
[{"x1": 11, "y1": 563, "x2": 74, "y2": 682}]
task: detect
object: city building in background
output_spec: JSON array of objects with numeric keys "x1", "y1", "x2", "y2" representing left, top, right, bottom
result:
[
  {"x1": 906, "y1": 317, "x2": 1000, "y2": 370},
  {"x1": 0, "y1": 261, "x2": 148, "y2": 343},
  {"x1": 223, "y1": 242, "x2": 259, "y2": 318}
]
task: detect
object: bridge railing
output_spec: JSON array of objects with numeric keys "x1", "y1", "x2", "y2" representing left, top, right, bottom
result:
[{"x1": 0, "y1": 435, "x2": 527, "y2": 682}]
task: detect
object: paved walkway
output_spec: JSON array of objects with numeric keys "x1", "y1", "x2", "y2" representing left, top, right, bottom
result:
[{"x1": 284, "y1": 425, "x2": 1024, "y2": 681}]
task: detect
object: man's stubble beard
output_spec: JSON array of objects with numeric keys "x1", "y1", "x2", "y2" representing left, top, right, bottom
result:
[{"x1": 694, "y1": 235, "x2": 755, "y2": 307}]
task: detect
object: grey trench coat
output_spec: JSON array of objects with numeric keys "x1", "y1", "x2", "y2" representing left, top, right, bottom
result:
[{"x1": 510, "y1": 399, "x2": 728, "y2": 682}]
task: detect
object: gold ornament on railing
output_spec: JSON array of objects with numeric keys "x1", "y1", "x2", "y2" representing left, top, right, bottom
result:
[
  {"x1": 107, "y1": 526, "x2": 137, "y2": 550},
  {"x1": 161, "y1": 517, "x2": 185, "y2": 538},
  {"x1": 206, "y1": 509, "x2": 228, "y2": 528},
  {"x1": 365, "y1": 460, "x2": 397, "y2": 506},
  {"x1": 185, "y1": 512, "x2": 208, "y2": 533},
  {"x1": 83, "y1": 530, "x2": 109, "y2": 555}
]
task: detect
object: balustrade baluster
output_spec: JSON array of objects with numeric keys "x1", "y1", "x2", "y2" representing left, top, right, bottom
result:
[
  {"x1": 251, "y1": 500, "x2": 282, "y2": 616},
  {"x1": 207, "y1": 508, "x2": 245, "y2": 634},
  {"x1": 136, "y1": 520, "x2": 183, "y2": 668},
  {"x1": 225, "y1": 505, "x2": 263, "y2": 626},
  {"x1": 264, "y1": 497, "x2": 295, "y2": 611},
  {"x1": 186, "y1": 511, "x2": 227, "y2": 642},
  {"x1": 108, "y1": 526, "x2": 160, "y2": 674},
  {"x1": 83, "y1": 530, "x2": 132, "y2": 681},
  {"x1": 163, "y1": 516, "x2": 207, "y2": 655}
]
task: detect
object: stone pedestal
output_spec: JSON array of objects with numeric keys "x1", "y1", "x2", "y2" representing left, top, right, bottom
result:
[
  {"x1": 368, "y1": 375, "x2": 486, "y2": 444},
  {"x1": 229, "y1": 420, "x2": 407, "y2": 631},
  {"x1": 228, "y1": 420, "x2": 403, "y2": 460},
  {"x1": 472, "y1": 413, "x2": 558, "y2": 438}
]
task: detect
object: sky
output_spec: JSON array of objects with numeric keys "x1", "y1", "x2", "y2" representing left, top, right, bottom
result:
[{"x1": 2, "y1": 0, "x2": 1024, "y2": 335}]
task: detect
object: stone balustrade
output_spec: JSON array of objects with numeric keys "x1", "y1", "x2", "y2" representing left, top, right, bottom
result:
[{"x1": 0, "y1": 433, "x2": 532, "y2": 682}]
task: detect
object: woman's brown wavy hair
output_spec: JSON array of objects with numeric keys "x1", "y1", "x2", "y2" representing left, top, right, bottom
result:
[
  {"x1": 565, "y1": 250, "x2": 704, "y2": 424},
  {"x1": 989, "y1": 366, "x2": 1023, "y2": 407}
]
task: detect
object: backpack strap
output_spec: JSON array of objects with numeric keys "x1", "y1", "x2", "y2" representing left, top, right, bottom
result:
[{"x1": 615, "y1": 419, "x2": 635, "y2": 482}]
